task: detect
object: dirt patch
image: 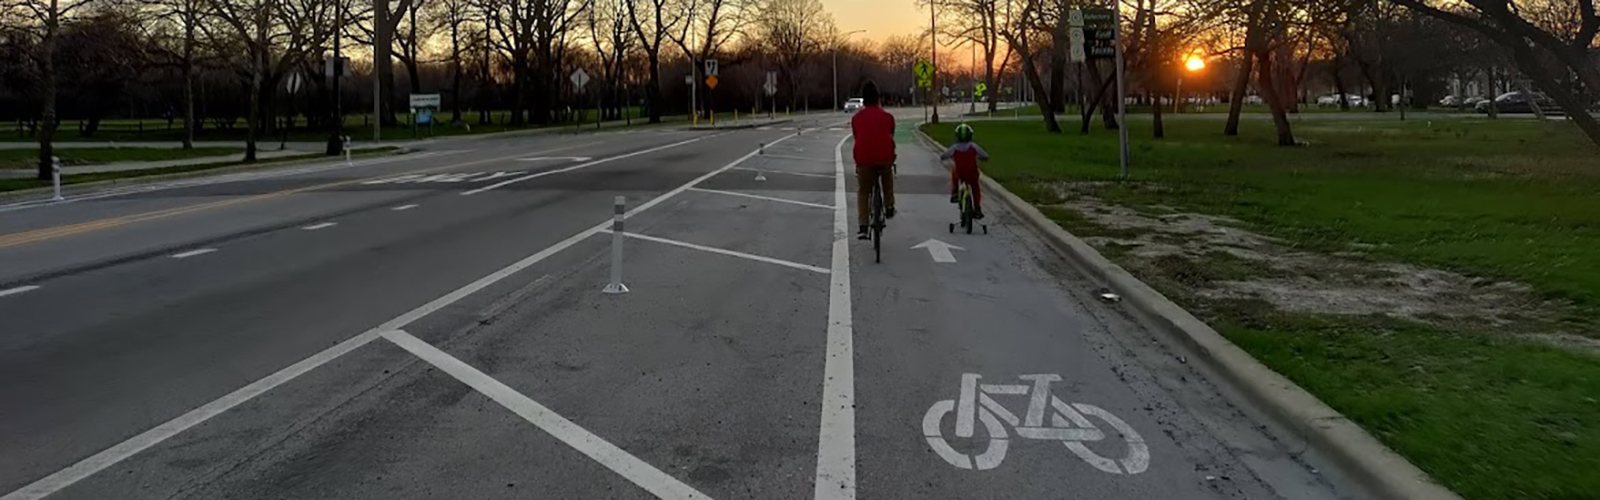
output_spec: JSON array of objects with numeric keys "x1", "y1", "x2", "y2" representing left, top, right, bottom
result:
[{"x1": 1043, "y1": 183, "x2": 1592, "y2": 352}]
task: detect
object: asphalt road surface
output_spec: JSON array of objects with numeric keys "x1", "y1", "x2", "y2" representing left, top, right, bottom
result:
[{"x1": 1, "y1": 110, "x2": 1361, "y2": 499}]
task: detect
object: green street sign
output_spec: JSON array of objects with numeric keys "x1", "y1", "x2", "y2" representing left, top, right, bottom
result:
[
  {"x1": 914, "y1": 59, "x2": 935, "y2": 88},
  {"x1": 974, "y1": 82, "x2": 988, "y2": 98},
  {"x1": 1080, "y1": 8, "x2": 1118, "y2": 60}
]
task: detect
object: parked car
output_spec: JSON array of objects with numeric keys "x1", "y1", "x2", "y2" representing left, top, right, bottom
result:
[
  {"x1": 1439, "y1": 95, "x2": 1461, "y2": 107},
  {"x1": 1316, "y1": 94, "x2": 1366, "y2": 107},
  {"x1": 1243, "y1": 95, "x2": 1264, "y2": 105},
  {"x1": 1476, "y1": 91, "x2": 1559, "y2": 114},
  {"x1": 844, "y1": 98, "x2": 865, "y2": 113}
]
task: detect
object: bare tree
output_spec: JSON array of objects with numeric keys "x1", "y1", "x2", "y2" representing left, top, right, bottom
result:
[
  {"x1": 756, "y1": 0, "x2": 832, "y2": 109},
  {"x1": 668, "y1": 0, "x2": 750, "y2": 115},
  {"x1": 200, "y1": 0, "x2": 335, "y2": 160},
  {"x1": 1386, "y1": 0, "x2": 1600, "y2": 147},
  {"x1": 935, "y1": 0, "x2": 1012, "y2": 112},
  {"x1": 627, "y1": 0, "x2": 684, "y2": 122},
  {"x1": 998, "y1": 0, "x2": 1063, "y2": 132},
  {"x1": 588, "y1": 0, "x2": 636, "y2": 119},
  {"x1": 1, "y1": 0, "x2": 99, "y2": 179}
]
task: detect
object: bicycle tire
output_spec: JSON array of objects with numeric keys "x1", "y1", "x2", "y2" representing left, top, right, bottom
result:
[{"x1": 871, "y1": 180, "x2": 884, "y2": 263}]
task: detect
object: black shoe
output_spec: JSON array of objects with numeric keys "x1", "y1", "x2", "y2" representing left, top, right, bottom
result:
[
  {"x1": 886, "y1": 207, "x2": 897, "y2": 219},
  {"x1": 975, "y1": 210, "x2": 985, "y2": 220},
  {"x1": 857, "y1": 226, "x2": 870, "y2": 240}
]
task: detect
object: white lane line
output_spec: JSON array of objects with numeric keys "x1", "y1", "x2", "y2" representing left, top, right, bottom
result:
[
  {"x1": 1, "y1": 132, "x2": 804, "y2": 500},
  {"x1": 732, "y1": 167, "x2": 835, "y2": 179},
  {"x1": 392, "y1": 204, "x2": 420, "y2": 211},
  {"x1": 381, "y1": 330, "x2": 712, "y2": 500},
  {"x1": 462, "y1": 135, "x2": 717, "y2": 195},
  {"x1": 0, "y1": 331, "x2": 383, "y2": 500},
  {"x1": 0, "y1": 285, "x2": 41, "y2": 298},
  {"x1": 609, "y1": 230, "x2": 830, "y2": 274},
  {"x1": 170, "y1": 248, "x2": 218, "y2": 259},
  {"x1": 813, "y1": 133, "x2": 856, "y2": 500},
  {"x1": 687, "y1": 187, "x2": 834, "y2": 210},
  {"x1": 301, "y1": 222, "x2": 337, "y2": 231}
]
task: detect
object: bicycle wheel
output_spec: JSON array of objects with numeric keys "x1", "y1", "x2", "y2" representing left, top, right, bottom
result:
[
  {"x1": 871, "y1": 180, "x2": 884, "y2": 263},
  {"x1": 922, "y1": 399, "x2": 1010, "y2": 470}
]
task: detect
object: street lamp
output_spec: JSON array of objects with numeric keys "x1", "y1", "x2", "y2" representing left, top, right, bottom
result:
[{"x1": 833, "y1": 29, "x2": 867, "y2": 111}]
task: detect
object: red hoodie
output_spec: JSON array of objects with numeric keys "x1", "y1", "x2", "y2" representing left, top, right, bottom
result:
[{"x1": 850, "y1": 105, "x2": 896, "y2": 169}]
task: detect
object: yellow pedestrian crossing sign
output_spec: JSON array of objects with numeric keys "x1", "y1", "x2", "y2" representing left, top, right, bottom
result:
[
  {"x1": 975, "y1": 82, "x2": 988, "y2": 98},
  {"x1": 914, "y1": 60, "x2": 934, "y2": 89}
]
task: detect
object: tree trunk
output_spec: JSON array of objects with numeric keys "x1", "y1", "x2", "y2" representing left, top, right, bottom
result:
[
  {"x1": 510, "y1": 51, "x2": 527, "y2": 126},
  {"x1": 644, "y1": 52, "x2": 662, "y2": 123},
  {"x1": 1255, "y1": 50, "x2": 1296, "y2": 146},
  {"x1": 451, "y1": 22, "x2": 462, "y2": 123},
  {"x1": 1332, "y1": 53, "x2": 1350, "y2": 111},
  {"x1": 1506, "y1": 42, "x2": 1600, "y2": 147},
  {"x1": 374, "y1": 0, "x2": 398, "y2": 126},
  {"x1": 1151, "y1": 90, "x2": 1164, "y2": 138},
  {"x1": 246, "y1": 10, "x2": 264, "y2": 162},
  {"x1": 182, "y1": 5, "x2": 196, "y2": 149},
  {"x1": 1011, "y1": 34, "x2": 1060, "y2": 133},
  {"x1": 36, "y1": 0, "x2": 59, "y2": 181}
]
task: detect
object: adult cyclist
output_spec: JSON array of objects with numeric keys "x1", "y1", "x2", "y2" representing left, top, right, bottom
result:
[{"x1": 851, "y1": 81, "x2": 896, "y2": 240}]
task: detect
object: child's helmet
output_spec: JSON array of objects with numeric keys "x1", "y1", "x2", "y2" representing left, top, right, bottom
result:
[{"x1": 955, "y1": 123, "x2": 975, "y2": 142}]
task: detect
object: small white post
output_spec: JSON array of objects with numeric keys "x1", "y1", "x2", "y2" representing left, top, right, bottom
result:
[
  {"x1": 754, "y1": 143, "x2": 767, "y2": 181},
  {"x1": 50, "y1": 156, "x2": 63, "y2": 202},
  {"x1": 602, "y1": 196, "x2": 629, "y2": 294},
  {"x1": 342, "y1": 136, "x2": 353, "y2": 165}
]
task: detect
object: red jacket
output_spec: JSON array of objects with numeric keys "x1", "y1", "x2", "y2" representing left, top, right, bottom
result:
[{"x1": 851, "y1": 105, "x2": 896, "y2": 169}]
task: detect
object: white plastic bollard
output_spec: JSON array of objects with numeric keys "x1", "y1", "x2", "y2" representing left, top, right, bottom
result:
[
  {"x1": 754, "y1": 143, "x2": 767, "y2": 181},
  {"x1": 50, "y1": 156, "x2": 63, "y2": 202},
  {"x1": 342, "y1": 136, "x2": 353, "y2": 165},
  {"x1": 602, "y1": 196, "x2": 629, "y2": 294}
]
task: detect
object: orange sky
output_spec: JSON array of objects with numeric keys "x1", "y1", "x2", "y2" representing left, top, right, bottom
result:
[{"x1": 823, "y1": 0, "x2": 926, "y2": 43}]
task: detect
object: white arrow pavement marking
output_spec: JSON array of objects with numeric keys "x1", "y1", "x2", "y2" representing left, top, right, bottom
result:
[
  {"x1": 517, "y1": 157, "x2": 593, "y2": 162},
  {"x1": 912, "y1": 239, "x2": 965, "y2": 263}
]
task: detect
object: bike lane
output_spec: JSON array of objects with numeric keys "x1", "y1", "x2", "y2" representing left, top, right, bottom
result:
[{"x1": 848, "y1": 127, "x2": 1339, "y2": 499}]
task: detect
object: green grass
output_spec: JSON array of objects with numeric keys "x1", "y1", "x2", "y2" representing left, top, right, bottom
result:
[
  {"x1": 0, "y1": 147, "x2": 398, "y2": 193},
  {"x1": 929, "y1": 118, "x2": 1600, "y2": 499},
  {"x1": 0, "y1": 147, "x2": 241, "y2": 169}
]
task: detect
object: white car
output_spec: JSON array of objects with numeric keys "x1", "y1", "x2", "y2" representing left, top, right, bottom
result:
[
  {"x1": 844, "y1": 98, "x2": 864, "y2": 113},
  {"x1": 1316, "y1": 94, "x2": 1366, "y2": 107}
]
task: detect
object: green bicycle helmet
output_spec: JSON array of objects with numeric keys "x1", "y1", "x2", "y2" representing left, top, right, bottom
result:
[{"x1": 955, "y1": 123, "x2": 975, "y2": 143}]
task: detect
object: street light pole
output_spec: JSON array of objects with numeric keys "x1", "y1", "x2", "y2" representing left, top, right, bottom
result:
[
  {"x1": 930, "y1": 0, "x2": 940, "y2": 124},
  {"x1": 832, "y1": 29, "x2": 866, "y2": 111}
]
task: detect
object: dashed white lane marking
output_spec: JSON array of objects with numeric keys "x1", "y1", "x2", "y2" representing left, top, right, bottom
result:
[
  {"x1": 381, "y1": 330, "x2": 713, "y2": 500},
  {"x1": 609, "y1": 230, "x2": 830, "y2": 274},
  {"x1": 0, "y1": 285, "x2": 41, "y2": 298},
  {"x1": 392, "y1": 204, "x2": 420, "y2": 211},
  {"x1": 462, "y1": 135, "x2": 716, "y2": 195},
  {"x1": 814, "y1": 133, "x2": 857, "y2": 499},
  {"x1": 301, "y1": 222, "x2": 337, "y2": 231},
  {"x1": 170, "y1": 248, "x2": 218, "y2": 259},
  {"x1": 731, "y1": 167, "x2": 834, "y2": 179},
  {"x1": 0, "y1": 132, "x2": 803, "y2": 500},
  {"x1": 0, "y1": 330, "x2": 384, "y2": 500},
  {"x1": 687, "y1": 187, "x2": 833, "y2": 210}
]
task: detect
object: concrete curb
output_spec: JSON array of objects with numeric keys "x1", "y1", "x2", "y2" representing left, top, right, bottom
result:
[
  {"x1": 687, "y1": 118, "x2": 795, "y2": 131},
  {"x1": 912, "y1": 128, "x2": 1460, "y2": 500},
  {"x1": 0, "y1": 147, "x2": 407, "y2": 205}
]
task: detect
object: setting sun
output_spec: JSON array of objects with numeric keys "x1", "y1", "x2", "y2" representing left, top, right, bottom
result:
[{"x1": 1185, "y1": 56, "x2": 1206, "y2": 72}]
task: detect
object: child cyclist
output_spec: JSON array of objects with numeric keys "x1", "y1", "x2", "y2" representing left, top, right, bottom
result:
[{"x1": 940, "y1": 123, "x2": 990, "y2": 219}]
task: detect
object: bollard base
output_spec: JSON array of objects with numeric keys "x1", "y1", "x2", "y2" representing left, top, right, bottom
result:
[
  {"x1": 602, "y1": 283, "x2": 630, "y2": 295},
  {"x1": 754, "y1": 172, "x2": 767, "y2": 182}
]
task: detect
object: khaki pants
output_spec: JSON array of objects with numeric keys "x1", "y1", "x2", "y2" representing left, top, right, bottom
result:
[{"x1": 856, "y1": 164, "x2": 896, "y2": 228}]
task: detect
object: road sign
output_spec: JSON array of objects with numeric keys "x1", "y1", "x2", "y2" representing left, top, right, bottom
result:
[
  {"x1": 705, "y1": 74, "x2": 719, "y2": 90},
  {"x1": 1080, "y1": 8, "x2": 1117, "y2": 60},
  {"x1": 408, "y1": 94, "x2": 440, "y2": 109},
  {"x1": 1068, "y1": 27, "x2": 1087, "y2": 62},
  {"x1": 286, "y1": 72, "x2": 304, "y2": 93},
  {"x1": 704, "y1": 59, "x2": 719, "y2": 77},
  {"x1": 914, "y1": 59, "x2": 935, "y2": 88},
  {"x1": 324, "y1": 57, "x2": 351, "y2": 78},
  {"x1": 570, "y1": 68, "x2": 590, "y2": 90},
  {"x1": 764, "y1": 71, "x2": 777, "y2": 96},
  {"x1": 974, "y1": 82, "x2": 988, "y2": 98}
]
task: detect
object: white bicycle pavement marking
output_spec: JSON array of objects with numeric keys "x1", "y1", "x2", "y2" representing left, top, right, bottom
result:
[
  {"x1": 607, "y1": 230, "x2": 830, "y2": 274},
  {"x1": 687, "y1": 187, "x2": 834, "y2": 210},
  {"x1": 382, "y1": 330, "x2": 712, "y2": 500},
  {"x1": 0, "y1": 132, "x2": 803, "y2": 500},
  {"x1": 922, "y1": 373, "x2": 1150, "y2": 474}
]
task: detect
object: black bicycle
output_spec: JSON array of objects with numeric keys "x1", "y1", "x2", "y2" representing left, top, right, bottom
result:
[{"x1": 869, "y1": 170, "x2": 887, "y2": 263}]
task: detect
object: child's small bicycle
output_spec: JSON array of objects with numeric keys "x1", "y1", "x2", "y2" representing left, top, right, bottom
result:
[{"x1": 949, "y1": 179, "x2": 987, "y2": 235}]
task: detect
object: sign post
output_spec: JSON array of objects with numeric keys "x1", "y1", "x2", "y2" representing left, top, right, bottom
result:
[
  {"x1": 571, "y1": 68, "x2": 593, "y2": 130},
  {"x1": 409, "y1": 93, "x2": 440, "y2": 138},
  {"x1": 1075, "y1": 6, "x2": 1129, "y2": 178},
  {"x1": 914, "y1": 59, "x2": 934, "y2": 123},
  {"x1": 764, "y1": 71, "x2": 778, "y2": 119}
]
